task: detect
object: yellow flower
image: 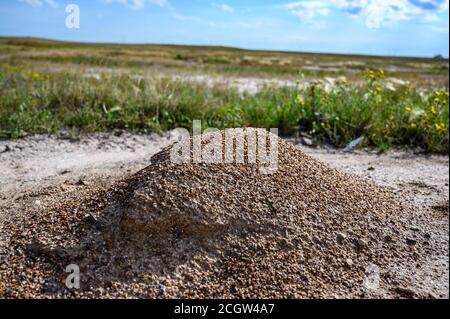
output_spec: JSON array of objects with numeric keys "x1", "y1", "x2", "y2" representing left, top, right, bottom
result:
[
  {"x1": 376, "y1": 86, "x2": 382, "y2": 92},
  {"x1": 435, "y1": 91, "x2": 441, "y2": 97},
  {"x1": 410, "y1": 123, "x2": 417, "y2": 129},
  {"x1": 367, "y1": 70, "x2": 376, "y2": 80},
  {"x1": 434, "y1": 97, "x2": 440, "y2": 103},
  {"x1": 296, "y1": 95, "x2": 304, "y2": 105},
  {"x1": 341, "y1": 79, "x2": 348, "y2": 85},
  {"x1": 378, "y1": 68, "x2": 385, "y2": 77},
  {"x1": 431, "y1": 106, "x2": 437, "y2": 114},
  {"x1": 32, "y1": 73, "x2": 40, "y2": 79},
  {"x1": 405, "y1": 106, "x2": 412, "y2": 112},
  {"x1": 435, "y1": 123, "x2": 444, "y2": 131}
]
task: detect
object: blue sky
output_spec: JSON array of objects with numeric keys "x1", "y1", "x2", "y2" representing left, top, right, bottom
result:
[{"x1": 0, "y1": 0, "x2": 448, "y2": 57}]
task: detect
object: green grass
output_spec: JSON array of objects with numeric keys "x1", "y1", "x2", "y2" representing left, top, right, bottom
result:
[{"x1": 0, "y1": 64, "x2": 448, "y2": 153}]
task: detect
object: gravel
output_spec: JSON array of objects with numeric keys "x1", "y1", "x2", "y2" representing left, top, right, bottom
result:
[{"x1": 2, "y1": 128, "x2": 445, "y2": 298}]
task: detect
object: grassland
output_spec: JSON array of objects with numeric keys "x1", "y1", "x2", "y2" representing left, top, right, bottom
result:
[{"x1": 0, "y1": 37, "x2": 448, "y2": 153}]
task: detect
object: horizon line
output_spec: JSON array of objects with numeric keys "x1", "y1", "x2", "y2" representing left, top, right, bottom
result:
[{"x1": 1, "y1": 35, "x2": 448, "y2": 61}]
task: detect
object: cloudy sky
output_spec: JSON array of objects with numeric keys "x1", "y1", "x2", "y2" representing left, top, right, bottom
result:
[{"x1": 0, "y1": 0, "x2": 448, "y2": 57}]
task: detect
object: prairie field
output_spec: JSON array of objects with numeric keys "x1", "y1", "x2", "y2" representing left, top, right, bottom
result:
[
  {"x1": 0, "y1": 37, "x2": 449, "y2": 300},
  {"x1": 0, "y1": 37, "x2": 449, "y2": 153},
  {"x1": 2, "y1": 0, "x2": 450, "y2": 302}
]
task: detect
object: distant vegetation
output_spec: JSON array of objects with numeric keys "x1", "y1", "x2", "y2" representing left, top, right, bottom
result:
[
  {"x1": 1, "y1": 37, "x2": 448, "y2": 83},
  {"x1": 0, "y1": 37, "x2": 448, "y2": 153}
]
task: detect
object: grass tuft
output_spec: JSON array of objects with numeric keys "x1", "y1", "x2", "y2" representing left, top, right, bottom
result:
[{"x1": 0, "y1": 64, "x2": 448, "y2": 153}]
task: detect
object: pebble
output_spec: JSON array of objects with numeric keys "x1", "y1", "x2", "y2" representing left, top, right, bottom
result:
[
  {"x1": 345, "y1": 258, "x2": 353, "y2": 267},
  {"x1": 336, "y1": 232, "x2": 347, "y2": 243}
]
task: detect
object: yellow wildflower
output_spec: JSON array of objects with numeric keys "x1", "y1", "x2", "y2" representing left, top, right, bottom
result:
[
  {"x1": 32, "y1": 73, "x2": 40, "y2": 79},
  {"x1": 431, "y1": 106, "x2": 437, "y2": 114},
  {"x1": 405, "y1": 106, "x2": 412, "y2": 112},
  {"x1": 435, "y1": 123, "x2": 444, "y2": 131},
  {"x1": 435, "y1": 91, "x2": 441, "y2": 97},
  {"x1": 434, "y1": 97, "x2": 440, "y2": 103},
  {"x1": 410, "y1": 123, "x2": 417, "y2": 129},
  {"x1": 296, "y1": 95, "x2": 304, "y2": 105},
  {"x1": 367, "y1": 70, "x2": 376, "y2": 80},
  {"x1": 341, "y1": 79, "x2": 348, "y2": 85}
]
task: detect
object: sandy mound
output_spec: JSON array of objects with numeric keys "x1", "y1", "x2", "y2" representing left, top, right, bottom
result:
[{"x1": 0, "y1": 129, "x2": 419, "y2": 298}]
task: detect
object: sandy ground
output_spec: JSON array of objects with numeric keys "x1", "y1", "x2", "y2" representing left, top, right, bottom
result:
[{"x1": 0, "y1": 132, "x2": 448, "y2": 298}]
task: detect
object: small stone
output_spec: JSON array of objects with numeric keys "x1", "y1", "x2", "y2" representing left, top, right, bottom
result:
[
  {"x1": 336, "y1": 232, "x2": 347, "y2": 244},
  {"x1": 345, "y1": 258, "x2": 353, "y2": 267},
  {"x1": 1, "y1": 145, "x2": 11, "y2": 153},
  {"x1": 367, "y1": 166, "x2": 375, "y2": 171},
  {"x1": 82, "y1": 214, "x2": 98, "y2": 225},
  {"x1": 301, "y1": 137, "x2": 314, "y2": 147},
  {"x1": 75, "y1": 179, "x2": 86, "y2": 186},
  {"x1": 354, "y1": 238, "x2": 367, "y2": 251},
  {"x1": 406, "y1": 238, "x2": 417, "y2": 246}
]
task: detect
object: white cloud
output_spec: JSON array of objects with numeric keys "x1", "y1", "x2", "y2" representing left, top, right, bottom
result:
[
  {"x1": 362, "y1": 0, "x2": 440, "y2": 28},
  {"x1": 212, "y1": 3, "x2": 234, "y2": 13},
  {"x1": 283, "y1": 0, "x2": 449, "y2": 28},
  {"x1": 102, "y1": 0, "x2": 168, "y2": 9},
  {"x1": 17, "y1": 0, "x2": 58, "y2": 8},
  {"x1": 283, "y1": 1, "x2": 330, "y2": 26}
]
